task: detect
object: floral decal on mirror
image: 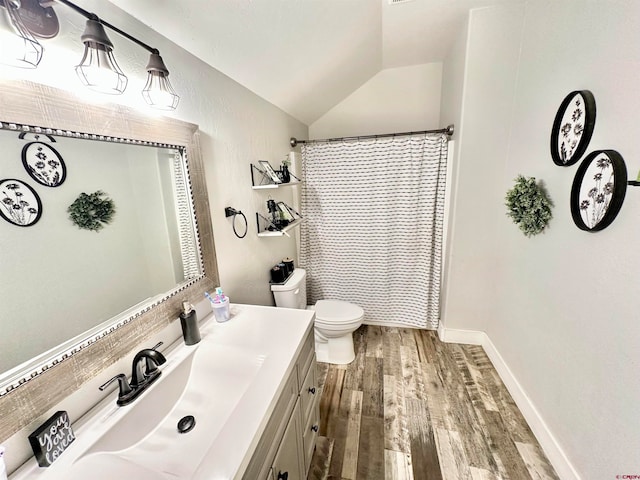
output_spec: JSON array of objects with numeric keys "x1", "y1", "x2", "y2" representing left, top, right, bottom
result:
[
  {"x1": 570, "y1": 150, "x2": 627, "y2": 231},
  {"x1": 0, "y1": 179, "x2": 42, "y2": 227},
  {"x1": 22, "y1": 141, "x2": 67, "y2": 187},
  {"x1": 551, "y1": 90, "x2": 596, "y2": 166}
]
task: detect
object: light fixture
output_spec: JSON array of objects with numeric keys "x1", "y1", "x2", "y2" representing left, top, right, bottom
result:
[
  {"x1": 58, "y1": 0, "x2": 180, "y2": 109},
  {"x1": 142, "y1": 52, "x2": 179, "y2": 110},
  {"x1": 75, "y1": 16, "x2": 127, "y2": 95},
  {"x1": 0, "y1": 0, "x2": 180, "y2": 110},
  {"x1": 0, "y1": 0, "x2": 43, "y2": 68}
]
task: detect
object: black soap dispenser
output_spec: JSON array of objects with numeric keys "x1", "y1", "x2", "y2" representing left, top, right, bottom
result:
[{"x1": 180, "y1": 301, "x2": 201, "y2": 345}]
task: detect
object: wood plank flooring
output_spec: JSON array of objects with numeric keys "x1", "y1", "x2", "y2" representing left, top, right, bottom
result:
[{"x1": 308, "y1": 326, "x2": 559, "y2": 480}]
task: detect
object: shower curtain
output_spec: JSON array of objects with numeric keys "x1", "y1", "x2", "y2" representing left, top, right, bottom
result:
[{"x1": 300, "y1": 133, "x2": 448, "y2": 329}]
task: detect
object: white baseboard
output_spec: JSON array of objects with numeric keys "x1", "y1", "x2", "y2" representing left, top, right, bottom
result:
[
  {"x1": 439, "y1": 326, "x2": 580, "y2": 480},
  {"x1": 437, "y1": 324, "x2": 485, "y2": 345}
]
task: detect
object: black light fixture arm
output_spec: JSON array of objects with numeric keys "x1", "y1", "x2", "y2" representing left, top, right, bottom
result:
[{"x1": 54, "y1": 0, "x2": 158, "y2": 54}]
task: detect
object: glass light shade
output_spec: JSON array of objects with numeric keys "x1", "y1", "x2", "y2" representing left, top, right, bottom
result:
[
  {"x1": 0, "y1": 0, "x2": 43, "y2": 68},
  {"x1": 75, "y1": 19, "x2": 127, "y2": 95},
  {"x1": 142, "y1": 53, "x2": 179, "y2": 110}
]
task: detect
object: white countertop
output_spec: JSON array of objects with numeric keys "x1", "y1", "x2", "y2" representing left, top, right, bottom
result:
[{"x1": 10, "y1": 304, "x2": 314, "y2": 480}]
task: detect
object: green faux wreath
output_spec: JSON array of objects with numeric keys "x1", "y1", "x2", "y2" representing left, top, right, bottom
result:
[
  {"x1": 505, "y1": 176, "x2": 553, "y2": 237},
  {"x1": 67, "y1": 191, "x2": 115, "y2": 232}
]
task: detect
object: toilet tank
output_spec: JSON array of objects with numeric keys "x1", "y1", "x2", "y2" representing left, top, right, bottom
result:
[{"x1": 270, "y1": 268, "x2": 307, "y2": 309}]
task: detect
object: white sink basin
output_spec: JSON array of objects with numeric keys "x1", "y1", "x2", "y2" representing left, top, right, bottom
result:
[
  {"x1": 11, "y1": 304, "x2": 314, "y2": 480},
  {"x1": 74, "y1": 342, "x2": 265, "y2": 478},
  {"x1": 65, "y1": 454, "x2": 162, "y2": 480}
]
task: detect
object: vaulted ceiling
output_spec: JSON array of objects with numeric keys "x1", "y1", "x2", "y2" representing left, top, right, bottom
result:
[{"x1": 107, "y1": 0, "x2": 513, "y2": 125}]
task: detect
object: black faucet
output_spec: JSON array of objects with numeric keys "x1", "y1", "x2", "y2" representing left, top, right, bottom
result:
[
  {"x1": 100, "y1": 342, "x2": 167, "y2": 406},
  {"x1": 130, "y1": 346, "x2": 167, "y2": 388}
]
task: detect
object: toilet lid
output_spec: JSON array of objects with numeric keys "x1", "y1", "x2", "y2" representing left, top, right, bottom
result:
[{"x1": 315, "y1": 300, "x2": 364, "y2": 323}]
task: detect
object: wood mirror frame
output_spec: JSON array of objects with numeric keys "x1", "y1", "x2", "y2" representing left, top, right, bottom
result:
[{"x1": 0, "y1": 79, "x2": 219, "y2": 442}]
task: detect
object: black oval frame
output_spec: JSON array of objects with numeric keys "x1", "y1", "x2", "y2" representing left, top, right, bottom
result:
[
  {"x1": 0, "y1": 178, "x2": 43, "y2": 227},
  {"x1": 570, "y1": 150, "x2": 627, "y2": 232},
  {"x1": 550, "y1": 90, "x2": 596, "y2": 166},
  {"x1": 21, "y1": 141, "x2": 67, "y2": 187},
  {"x1": 18, "y1": 132, "x2": 57, "y2": 143}
]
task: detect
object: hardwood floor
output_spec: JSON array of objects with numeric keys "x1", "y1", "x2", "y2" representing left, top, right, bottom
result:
[{"x1": 307, "y1": 326, "x2": 559, "y2": 480}]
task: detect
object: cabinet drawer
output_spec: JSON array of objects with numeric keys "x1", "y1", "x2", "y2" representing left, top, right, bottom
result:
[
  {"x1": 302, "y1": 404, "x2": 320, "y2": 475},
  {"x1": 300, "y1": 358, "x2": 318, "y2": 422}
]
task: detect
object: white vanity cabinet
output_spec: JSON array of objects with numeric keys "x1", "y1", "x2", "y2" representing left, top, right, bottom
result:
[
  {"x1": 244, "y1": 328, "x2": 320, "y2": 480},
  {"x1": 269, "y1": 401, "x2": 303, "y2": 480},
  {"x1": 299, "y1": 358, "x2": 320, "y2": 471}
]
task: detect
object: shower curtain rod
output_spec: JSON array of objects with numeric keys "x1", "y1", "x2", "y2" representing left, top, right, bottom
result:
[{"x1": 289, "y1": 124, "x2": 454, "y2": 147}]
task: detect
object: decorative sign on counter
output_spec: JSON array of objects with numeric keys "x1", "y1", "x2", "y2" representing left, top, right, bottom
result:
[{"x1": 28, "y1": 411, "x2": 75, "y2": 467}]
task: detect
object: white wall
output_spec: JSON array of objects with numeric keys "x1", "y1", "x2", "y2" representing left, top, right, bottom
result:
[
  {"x1": 442, "y1": 1, "x2": 640, "y2": 478},
  {"x1": 439, "y1": 14, "x2": 469, "y2": 329},
  {"x1": 309, "y1": 63, "x2": 442, "y2": 139},
  {"x1": 440, "y1": 4, "x2": 525, "y2": 333}
]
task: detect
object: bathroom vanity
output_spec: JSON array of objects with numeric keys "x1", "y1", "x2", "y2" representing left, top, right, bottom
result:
[
  {"x1": 242, "y1": 311, "x2": 320, "y2": 479},
  {"x1": 10, "y1": 304, "x2": 318, "y2": 480}
]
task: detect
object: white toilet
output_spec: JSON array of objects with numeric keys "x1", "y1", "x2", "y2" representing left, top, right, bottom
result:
[{"x1": 271, "y1": 268, "x2": 364, "y2": 364}]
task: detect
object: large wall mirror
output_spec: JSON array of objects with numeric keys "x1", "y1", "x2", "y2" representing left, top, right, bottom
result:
[
  {"x1": 0, "y1": 79, "x2": 218, "y2": 441},
  {"x1": 0, "y1": 134, "x2": 200, "y2": 375}
]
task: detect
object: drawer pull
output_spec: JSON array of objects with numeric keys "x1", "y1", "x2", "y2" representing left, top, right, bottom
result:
[
  {"x1": 277, "y1": 472, "x2": 289, "y2": 480},
  {"x1": 311, "y1": 424, "x2": 319, "y2": 433},
  {"x1": 308, "y1": 387, "x2": 316, "y2": 395}
]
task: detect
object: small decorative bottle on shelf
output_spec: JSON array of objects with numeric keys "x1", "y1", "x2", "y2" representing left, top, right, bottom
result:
[
  {"x1": 280, "y1": 164, "x2": 291, "y2": 183},
  {"x1": 280, "y1": 155, "x2": 291, "y2": 183}
]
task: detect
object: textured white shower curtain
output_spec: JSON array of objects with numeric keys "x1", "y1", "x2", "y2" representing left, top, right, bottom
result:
[{"x1": 300, "y1": 134, "x2": 448, "y2": 329}]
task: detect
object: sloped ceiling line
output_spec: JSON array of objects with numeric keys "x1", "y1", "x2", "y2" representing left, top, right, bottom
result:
[{"x1": 107, "y1": 0, "x2": 515, "y2": 125}]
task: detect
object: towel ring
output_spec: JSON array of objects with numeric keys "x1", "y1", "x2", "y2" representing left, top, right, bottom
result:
[{"x1": 224, "y1": 207, "x2": 248, "y2": 239}]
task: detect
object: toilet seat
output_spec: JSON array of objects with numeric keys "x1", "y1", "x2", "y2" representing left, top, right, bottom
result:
[{"x1": 314, "y1": 300, "x2": 364, "y2": 324}]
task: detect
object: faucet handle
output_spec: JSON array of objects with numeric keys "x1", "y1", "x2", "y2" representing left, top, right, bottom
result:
[
  {"x1": 100, "y1": 373, "x2": 140, "y2": 406},
  {"x1": 99, "y1": 373, "x2": 133, "y2": 398},
  {"x1": 145, "y1": 342, "x2": 164, "y2": 375}
]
